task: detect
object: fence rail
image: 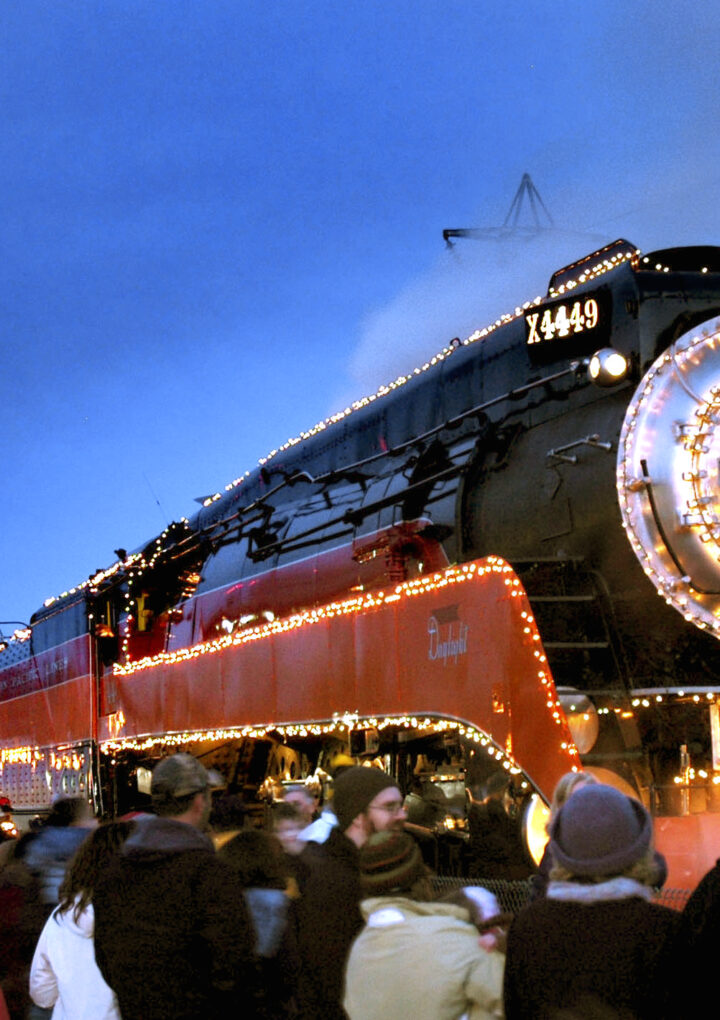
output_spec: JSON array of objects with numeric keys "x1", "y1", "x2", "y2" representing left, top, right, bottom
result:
[{"x1": 430, "y1": 877, "x2": 692, "y2": 914}]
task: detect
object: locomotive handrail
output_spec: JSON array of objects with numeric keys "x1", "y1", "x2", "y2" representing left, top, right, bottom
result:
[
  {"x1": 206, "y1": 362, "x2": 590, "y2": 559},
  {"x1": 114, "y1": 362, "x2": 590, "y2": 580},
  {"x1": 246, "y1": 462, "x2": 466, "y2": 561},
  {"x1": 342, "y1": 463, "x2": 465, "y2": 526},
  {"x1": 309, "y1": 361, "x2": 589, "y2": 484}
]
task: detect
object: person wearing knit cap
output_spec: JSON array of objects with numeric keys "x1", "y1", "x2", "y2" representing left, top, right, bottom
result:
[
  {"x1": 344, "y1": 831, "x2": 504, "y2": 1020},
  {"x1": 504, "y1": 783, "x2": 679, "y2": 1020},
  {"x1": 332, "y1": 766, "x2": 406, "y2": 840},
  {"x1": 529, "y1": 770, "x2": 597, "y2": 900},
  {"x1": 357, "y1": 829, "x2": 428, "y2": 896},
  {"x1": 295, "y1": 767, "x2": 406, "y2": 1020}
]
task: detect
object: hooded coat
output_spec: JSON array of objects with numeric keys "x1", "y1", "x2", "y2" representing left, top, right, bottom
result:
[
  {"x1": 344, "y1": 896, "x2": 504, "y2": 1020},
  {"x1": 30, "y1": 898, "x2": 120, "y2": 1020},
  {"x1": 93, "y1": 815, "x2": 258, "y2": 1020}
]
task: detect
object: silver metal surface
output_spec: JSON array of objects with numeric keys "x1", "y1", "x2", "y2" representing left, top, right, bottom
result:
[{"x1": 618, "y1": 316, "x2": 720, "y2": 635}]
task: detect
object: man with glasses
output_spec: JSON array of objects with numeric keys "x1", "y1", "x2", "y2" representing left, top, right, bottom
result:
[{"x1": 295, "y1": 766, "x2": 407, "y2": 1019}]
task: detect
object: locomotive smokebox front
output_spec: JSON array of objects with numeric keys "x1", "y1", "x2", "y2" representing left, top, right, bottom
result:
[{"x1": 618, "y1": 316, "x2": 720, "y2": 638}]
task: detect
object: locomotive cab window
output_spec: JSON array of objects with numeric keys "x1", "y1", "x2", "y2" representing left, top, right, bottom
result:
[{"x1": 30, "y1": 598, "x2": 88, "y2": 655}]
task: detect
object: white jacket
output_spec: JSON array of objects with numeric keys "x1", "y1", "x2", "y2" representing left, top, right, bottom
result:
[{"x1": 30, "y1": 898, "x2": 120, "y2": 1020}]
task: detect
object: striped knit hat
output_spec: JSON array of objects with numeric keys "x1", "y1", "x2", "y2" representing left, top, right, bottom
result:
[{"x1": 359, "y1": 831, "x2": 426, "y2": 895}]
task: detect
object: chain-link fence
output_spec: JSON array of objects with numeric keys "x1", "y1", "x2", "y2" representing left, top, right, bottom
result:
[{"x1": 430, "y1": 876, "x2": 692, "y2": 914}]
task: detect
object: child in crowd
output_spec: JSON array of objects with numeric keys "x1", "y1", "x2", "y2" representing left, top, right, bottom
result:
[
  {"x1": 273, "y1": 802, "x2": 310, "y2": 895},
  {"x1": 219, "y1": 828, "x2": 299, "y2": 1018},
  {"x1": 530, "y1": 771, "x2": 597, "y2": 900}
]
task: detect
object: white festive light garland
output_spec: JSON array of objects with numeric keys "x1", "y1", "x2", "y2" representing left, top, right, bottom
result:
[{"x1": 35, "y1": 245, "x2": 637, "y2": 611}]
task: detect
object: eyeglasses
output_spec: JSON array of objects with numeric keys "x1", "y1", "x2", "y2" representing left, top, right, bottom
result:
[{"x1": 368, "y1": 799, "x2": 405, "y2": 815}]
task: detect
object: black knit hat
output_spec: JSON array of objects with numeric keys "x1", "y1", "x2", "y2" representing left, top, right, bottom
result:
[
  {"x1": 549, "y1": 783, "x2": 652, "y2": 878},
  {"x1": 332, "y1": 766, "x2": 398, "y2": 831},
  {"x1": 359, "y1": 831, "x2": 426, "y2": 894}
]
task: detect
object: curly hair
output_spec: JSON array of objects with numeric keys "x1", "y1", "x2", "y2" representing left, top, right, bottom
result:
[
  {"x1": 57, "y1": 820, "x2": 134, "y2": 923},
  {"x1": 549, "y1": 771, "x2": 598, "y2": 826},
  {"x1": 549, "y1": 846, "x2": 660, "y2": 886}
]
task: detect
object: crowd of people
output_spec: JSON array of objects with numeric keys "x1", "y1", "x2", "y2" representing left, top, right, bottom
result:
[{"x1": 0, "y1": 755, "x2": 718, "y2": 1018}]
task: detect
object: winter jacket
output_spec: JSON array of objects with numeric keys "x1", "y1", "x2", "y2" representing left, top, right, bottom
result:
[
  {"x1": 504, "y1": 877, "x2": 680, "y2": 1019},
  {"x1": 30, "y1": 898, "x2": 120, "y2": 1020},
  {"x1": 0, "y1": 840, "x2": 46, "y2": 1019},
  {"x1": 344, "y1": 896, "x2": 504, "y2": 1020},
  {"x1": 244, "y1": 887, "x2": 299, "y2": 1019},
  {"x1": 93, "y1": 815, "x2": 258, "y2": 1020},
  {"x1": 244, "y1": 887, "x2": 290, "y2": 958},
  {"x1": 467, "y1": 800, "x2": 530, "y2": 880},
  {"x1": 23, "y1": 827, "x2": 91, "y2": 905},
  {"x1": 664, "y1": 857, "x2": 720, "y2": 1015},
  {"x1": 296, "y1": 827, "x2": 363, "y2": 1020}
]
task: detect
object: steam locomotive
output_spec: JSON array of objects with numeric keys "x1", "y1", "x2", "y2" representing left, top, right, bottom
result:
[{"x1": 5, "y1": 237, "x2": 720, "y2": 822}]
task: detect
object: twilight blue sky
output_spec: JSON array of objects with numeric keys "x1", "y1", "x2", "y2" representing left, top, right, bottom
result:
[{"x1": 3, "y1": 1, "x2": 720, "y2": 626}]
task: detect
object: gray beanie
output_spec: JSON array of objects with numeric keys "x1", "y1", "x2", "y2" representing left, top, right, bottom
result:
[
  {"x1": 333, "y1": 766, "x2": 398, "y2": 832},
  {"x1": 549, "y1": 783, "x2": 652, "y2": 878}
]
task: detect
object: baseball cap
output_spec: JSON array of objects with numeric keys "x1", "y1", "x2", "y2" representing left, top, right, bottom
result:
[{"x1": 151, "y1": 753, "x2": 223, "y2": 799}]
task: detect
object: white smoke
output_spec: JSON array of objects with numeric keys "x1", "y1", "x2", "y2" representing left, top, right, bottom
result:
[
  {"x1": 343, "y1": 157, "x2": 720, "y2": 399},
  {"x1": 345, "y1": 228, "x2": 606, "y2": 394}
]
